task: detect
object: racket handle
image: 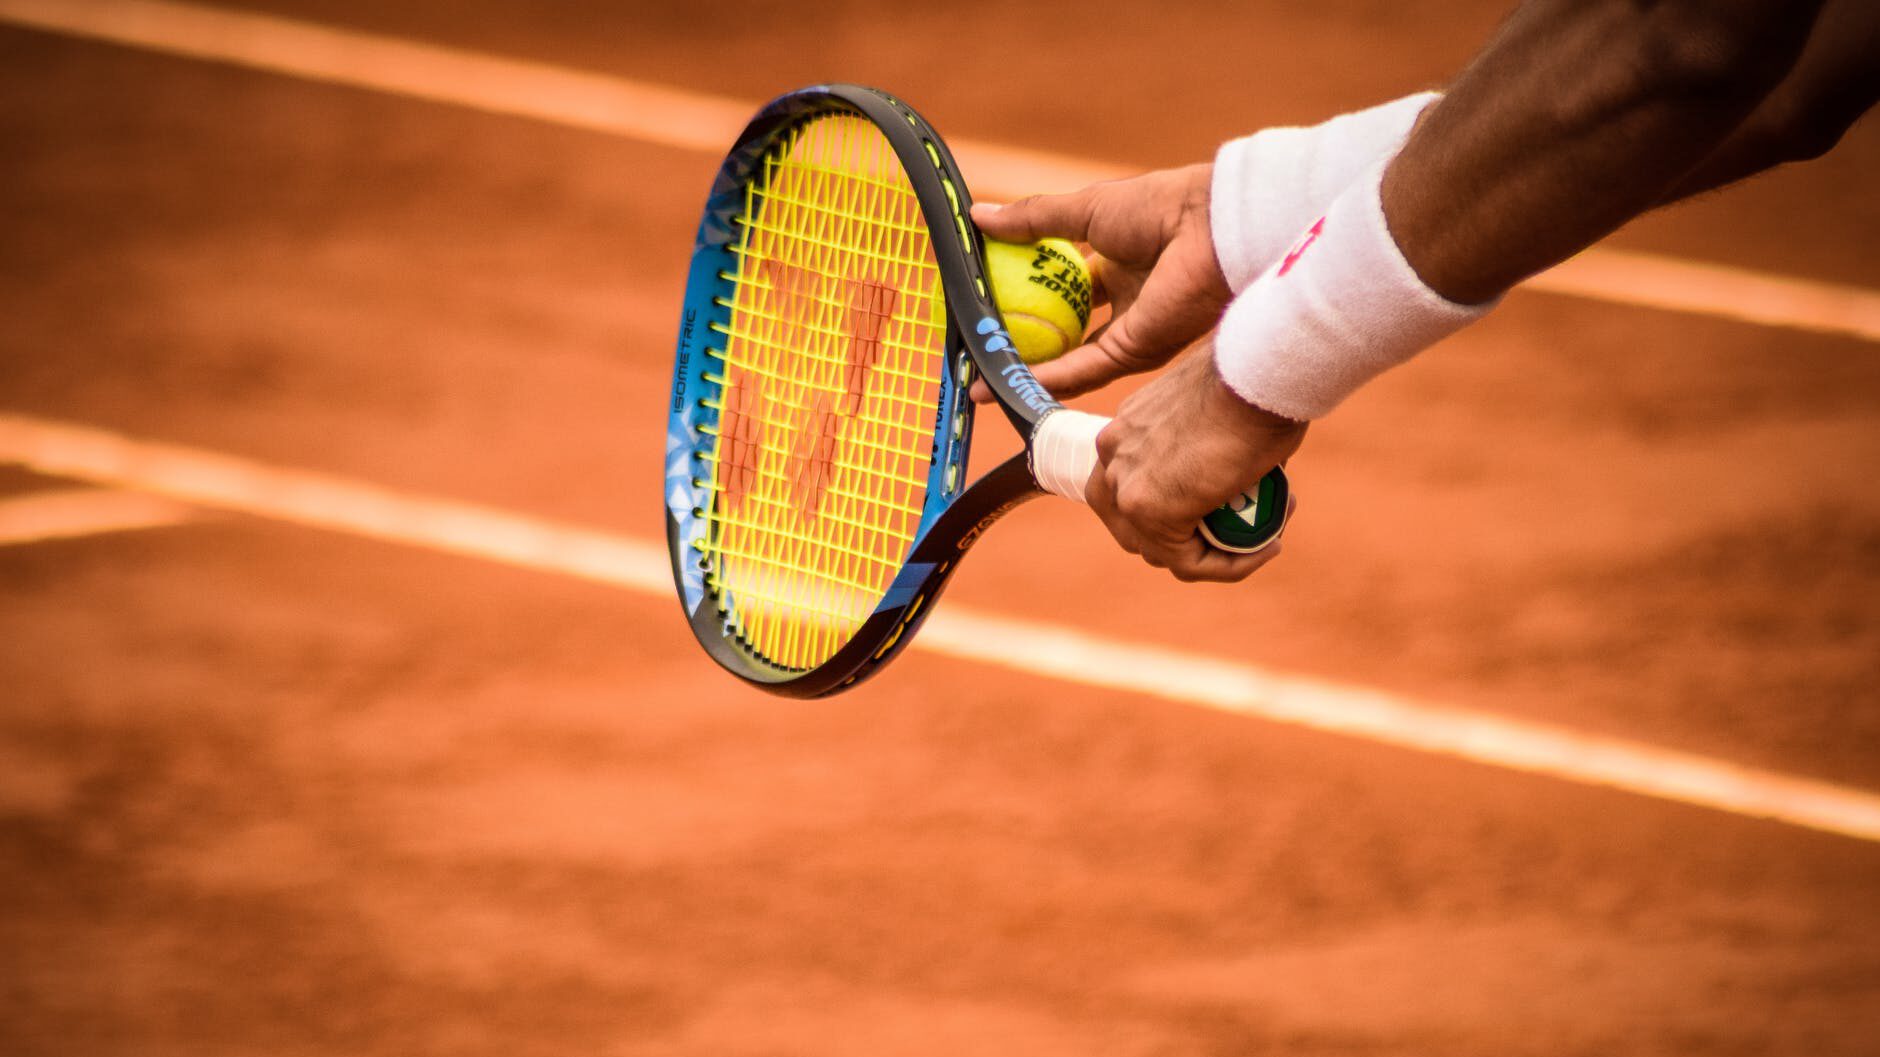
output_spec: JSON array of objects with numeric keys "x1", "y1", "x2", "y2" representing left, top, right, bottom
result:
[{"x1": 1032, "y1": 409, "x2": 1288, "y2": 555}]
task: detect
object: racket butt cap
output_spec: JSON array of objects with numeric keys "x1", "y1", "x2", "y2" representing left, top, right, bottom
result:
[{"x1": 1197, "y1": 471, "x2": 1288, "y2": 554}]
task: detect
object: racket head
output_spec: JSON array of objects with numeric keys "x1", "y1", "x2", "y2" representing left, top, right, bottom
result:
[{"x1": 666, "y1": 85, "x2": 1026, "y2": 696}]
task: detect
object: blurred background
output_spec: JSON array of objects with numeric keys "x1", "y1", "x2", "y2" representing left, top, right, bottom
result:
[{"x1": 2, "y1": 2, "x2": 1877, "y2": 1054}]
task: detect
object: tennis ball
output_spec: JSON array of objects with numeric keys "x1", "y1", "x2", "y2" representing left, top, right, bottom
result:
[{"x1": 984, "y1": 237, "x2": 1093, "y2": 364}]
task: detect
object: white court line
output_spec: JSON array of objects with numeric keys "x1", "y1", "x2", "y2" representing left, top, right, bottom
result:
[
  {"x1": 3, "y1": 410, "x2": 1878, "y2": 844},
  {"x1": 0, "y1": 485, "x2": 196, "y2": 544},
  {"x1": 3, "y1": 0, "x2": 1878, "y2": 343},
  {"x1": 1541, "y1": 249, "x2": 1880, "y2": 341}
]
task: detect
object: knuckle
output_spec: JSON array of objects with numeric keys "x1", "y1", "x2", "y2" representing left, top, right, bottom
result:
[
  {"x1": 1000, "y1": 195, "x2": 1045, "y2": 233},
  {"x1": 1097, "y1": 322, "x2": 1150, "y2": 365},
  {"x1": 1113, "y1": 484, "x2": 1153, "y2": 520},
  {"x1": 1099, "y1": 516, "x2": 1140, "y2": 555}
]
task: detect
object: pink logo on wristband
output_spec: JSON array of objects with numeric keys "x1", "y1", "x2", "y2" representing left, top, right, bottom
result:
[{"x1": 1278, "y1": 217, "x2": 1326, "y2": 277}]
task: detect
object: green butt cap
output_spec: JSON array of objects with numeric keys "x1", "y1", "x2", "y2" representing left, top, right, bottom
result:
[{"x1": 1198, "y1": 468, "x2": 1289, "y2": 554}]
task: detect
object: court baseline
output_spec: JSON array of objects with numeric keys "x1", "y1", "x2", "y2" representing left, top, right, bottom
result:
[{"x1": 3, "y1": 410, "x2": 1877, "y2": 844}]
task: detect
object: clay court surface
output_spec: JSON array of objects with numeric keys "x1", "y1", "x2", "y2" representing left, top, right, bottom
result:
[{"x1": 2, "y1": 2, "x2": 1879, "y2": 1054}]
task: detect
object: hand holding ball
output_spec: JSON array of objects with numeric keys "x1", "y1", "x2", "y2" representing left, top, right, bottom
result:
[{"x1": 984, "y1": 238, "x2": 1093, "y2": 364}]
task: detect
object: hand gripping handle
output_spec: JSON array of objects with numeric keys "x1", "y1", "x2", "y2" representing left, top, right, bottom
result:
[{"x1": 1030, "y1": 409, "x2": 1288, "y2": 554}]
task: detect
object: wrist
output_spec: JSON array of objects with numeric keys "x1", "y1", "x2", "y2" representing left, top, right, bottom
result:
[
  {"x1": 1210, "y1": 91, "x2": 1441, "y2": 292},
  {"x1": 1185, "y1": 162, "x2": 1234, "y2": 301},
  {"x1": 1212, "y1": 159, "x2": 1497, "y2": 422},
  {"x1": 1205, "y1": 351, "x2": 1305, "y2": 430}
]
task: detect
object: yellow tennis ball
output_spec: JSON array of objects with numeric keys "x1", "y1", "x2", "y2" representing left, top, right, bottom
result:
[{"x1": 984, "y1": 237, "x2": 1093, "y2": 364}]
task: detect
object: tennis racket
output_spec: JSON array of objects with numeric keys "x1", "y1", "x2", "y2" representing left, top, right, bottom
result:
[{"x1": 665, "y1": 84, "x2": 1289, "y2": 697}]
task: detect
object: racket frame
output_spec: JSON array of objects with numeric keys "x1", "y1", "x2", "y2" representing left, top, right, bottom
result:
[{"x1": 667, "y1": 84, "x2": 1280, "y2": 697}]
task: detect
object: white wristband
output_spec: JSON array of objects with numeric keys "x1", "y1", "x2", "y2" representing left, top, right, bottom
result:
[
  {"x1": 1213, "y1": 160, "x2": 1494, "y2": 422},
  {"x1": 1211, "y1": 91, "x2": 1440, "y2": 292}
]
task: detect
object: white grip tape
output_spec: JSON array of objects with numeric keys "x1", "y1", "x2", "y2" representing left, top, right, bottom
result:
[{"x1": 1030, "y1": 409, "x2": 1109, "y2": 503}]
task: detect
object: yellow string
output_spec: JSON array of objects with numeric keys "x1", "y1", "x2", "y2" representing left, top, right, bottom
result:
[{"x1": 701, "y1": 114, "x2": 946, "y2": 669}]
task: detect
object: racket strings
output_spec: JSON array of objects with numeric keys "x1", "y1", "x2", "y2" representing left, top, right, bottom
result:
[{"x1": 698, "y1": 113, "x2": 946, "y2": 670}]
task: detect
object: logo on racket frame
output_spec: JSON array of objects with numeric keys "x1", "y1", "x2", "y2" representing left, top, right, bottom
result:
[{"x1": 976, "y1": 318, "x2": 1053, "y2": 415}]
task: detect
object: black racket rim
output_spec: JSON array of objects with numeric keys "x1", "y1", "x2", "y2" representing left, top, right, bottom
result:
[{"x1": 665, "y1": 84, "x2": 1060, "y2": 697}]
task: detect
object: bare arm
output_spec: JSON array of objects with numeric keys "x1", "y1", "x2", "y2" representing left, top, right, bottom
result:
[
  {"x1": 1386, "y1": 0, "x2": 1830, "y2": 304},
  {"x1": 979, "y1": 0, "x2": 1870, "y2": 582},
  {"x1": 1664, "y1": 0, "x2": 1880, "y2": 200},
  {"x1": 1099, "y1": 0, "x2": 1844, "y2": 582}
]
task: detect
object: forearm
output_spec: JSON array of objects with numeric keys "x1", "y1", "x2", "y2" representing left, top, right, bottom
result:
[
  {"x1": 1662, "y1": 0, "x2": 1880, "y2": 201},
  {"x1": 1385, "y1": 0, "x2": 1829, "y2": 304}
]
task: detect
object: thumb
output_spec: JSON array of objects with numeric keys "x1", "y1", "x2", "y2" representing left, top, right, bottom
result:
[
  {"x1": 1078, "y1": 258, "x2": 1221, "y2": 369},
  {"x1": 1025, "y1": 293, "x2": 1189, "y2": 400},
  {"x1": 968, "y1": 326, "x2": 1161, "y2": 405},
  {"x1": 1024, "y1": 341, "x2": 1152, "y2": 401},
  {"x1": 970, "y1": 187, "x2": 1103, "y2": 244}
]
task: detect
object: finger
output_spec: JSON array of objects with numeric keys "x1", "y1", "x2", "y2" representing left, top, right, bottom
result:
[
  {"x1": 1087, "y1": 255, "x2": 1143, "y2": 319},
  {"x1": 972, "y1": 342, "x2": 1131, "y2": 403},
  {"x1": 970, "y1": 189, "x2": 1104, "y2": 244},
  {"x1": 971, "y1": 334, "x2": 1144, "y2": 404},
  {"x1": 1137, "y1": 534, "x2": 1201, "y2": 580},
  {"x1": 1084, "y1": 463, "x2": 1148, "y2": 555},
  {"x1": 1029, "y1": 294, "x2": 1203, "y2": 399},
  {"x1": 1094, "y1": 416, "x2": 1122, "y2": 464},
  {"x1": 1163, "y1": 536, "x2": 1285, "y2": 583},
  {"x1": 1096, "y1": 263, "x2": 1220, "y2": 368},
  {"x1": 1085, "y1": 252, "x2": 1113, "y2": 310},
  {"x1": 1028, "y1": 343, "x2": 1158, "y2": 400},
  {"x1": 1104, "y1": 475, "x2": 1201, "y2": 568}
]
